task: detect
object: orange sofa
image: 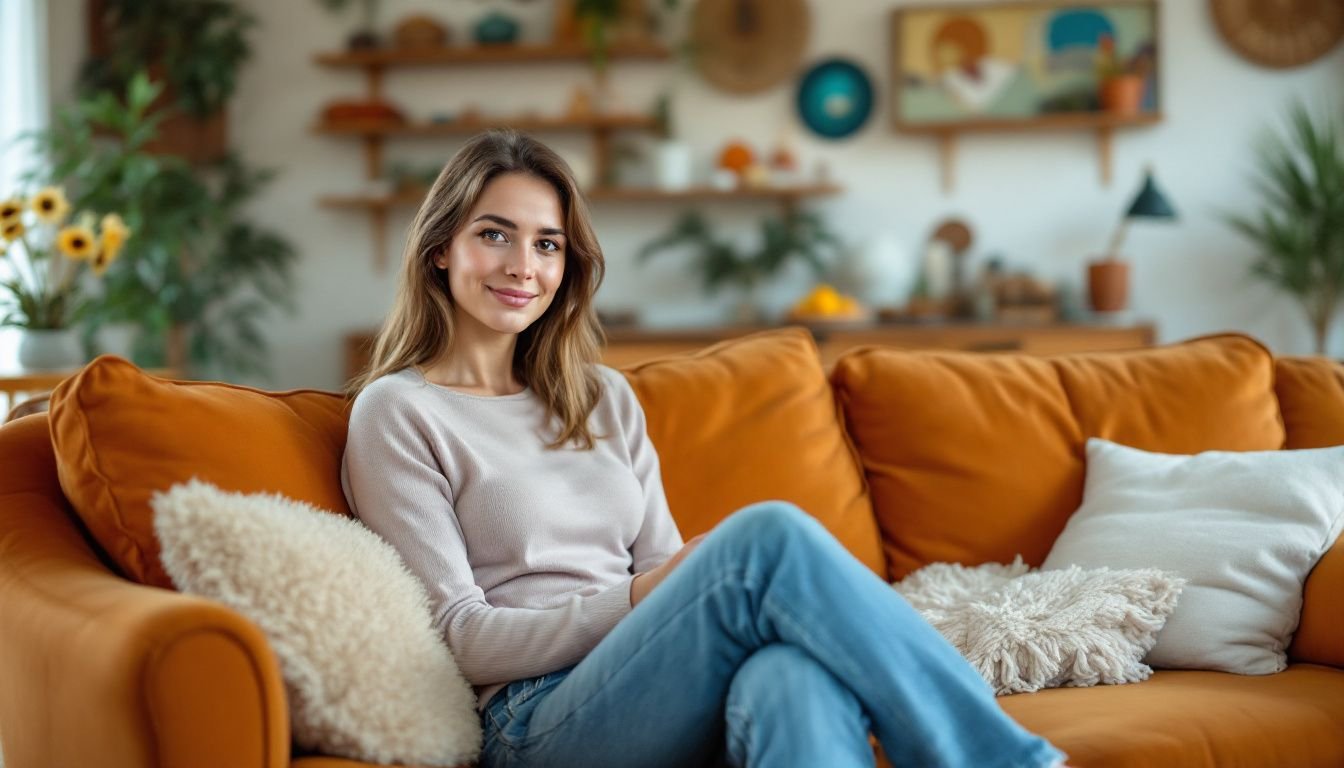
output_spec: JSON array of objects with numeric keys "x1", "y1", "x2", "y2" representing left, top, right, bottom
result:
[{"x1": 1, "y1": 327, "x2": 1342, "y2": 768}]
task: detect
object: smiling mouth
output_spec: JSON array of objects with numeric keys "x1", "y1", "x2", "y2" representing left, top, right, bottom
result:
[{"x1": 489, "y1": 287, "x2": 536, "y2": 307}]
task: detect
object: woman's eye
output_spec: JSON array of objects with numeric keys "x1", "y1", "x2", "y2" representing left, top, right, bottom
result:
[
  {"x1": 537, "y1": 239, "x2": 562, "y2": 253},
  {"x1": 481, "y1": 229, "x2": 507, "y2": 243}
]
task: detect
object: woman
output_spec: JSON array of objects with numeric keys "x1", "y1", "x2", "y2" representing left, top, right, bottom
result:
[{"x1": 342, "y1": 129, "x2": 1067, "y2": 768}]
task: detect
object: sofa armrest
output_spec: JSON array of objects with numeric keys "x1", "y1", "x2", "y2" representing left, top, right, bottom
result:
[
  {"x1": 1291, "y1": 534, "x2": 1344, "y2": 669},
  {"x1": 0, "y1": 418, "x2": 290, "y2": 768}
]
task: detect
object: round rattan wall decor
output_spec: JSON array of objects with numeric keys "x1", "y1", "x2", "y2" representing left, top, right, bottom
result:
[
  {"x1": 1210, "y1": 0, "x2": 1344, "y2": 69},
  {"x1": 691, "y1": 0, "x2": 811, "y2": 94}
]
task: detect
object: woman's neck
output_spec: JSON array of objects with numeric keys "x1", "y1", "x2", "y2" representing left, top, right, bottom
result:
[{"x1": 421, "y1": 334, "x2": 524, "y2": 396}]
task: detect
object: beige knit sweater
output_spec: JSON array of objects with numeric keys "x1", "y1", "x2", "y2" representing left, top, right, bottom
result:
[{"x1": 341, "y1": 365, "x2": 683, "y2": 710}]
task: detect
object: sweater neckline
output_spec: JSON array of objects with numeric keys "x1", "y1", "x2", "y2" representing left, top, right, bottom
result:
[{"x1": 407, "y1": 367, "x2": 533, "y2": 401}]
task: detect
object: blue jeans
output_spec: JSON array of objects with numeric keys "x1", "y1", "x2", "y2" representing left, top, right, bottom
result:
[{"x1": 478, "y1": 501, "x2": 1066, "y2": 768}]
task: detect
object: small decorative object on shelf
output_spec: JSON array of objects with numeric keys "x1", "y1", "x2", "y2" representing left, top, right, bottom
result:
[
  {"x1": 392, "y1": 14, "x2": 449, "y2": 51},
  {"x1": 1095, "y1": 32, "x2": 1154, "y2": 116},
  {"x1": 320, "y1": 99, "x2": 407, "y2": 127},
  {"x1": 474, "y1": 11, "x2": 521, "y2": 46},
  {"x1": 908, "y1": 218, "x2": 973, "y2": 319},
  {"x1": 636, "y1": 209, "x2": 844, "y2": 324},
  {"x1": 315, "y1": 0, "x2": 383, "y2": 50},
  {"x1": 0, "y1": 187, "x2": 131, "y2": 370},
  {"x1": 716, "y1": 140, "x2": 756, "y2": 186},
  {"x1": 787, "y1": 284, "x2": 871, "y2": 324},
  {"x1": 1089, "y1": 165, "x2": 1177, "y2": 315}
]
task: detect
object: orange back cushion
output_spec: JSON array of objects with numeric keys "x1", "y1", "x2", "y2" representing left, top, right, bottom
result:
[
  {"x1": 832, "y1": 334, "x2": 1284, "y2": 580},
  {"x1": 48, "y1": 356, "x2": 351, "y2": 588},
  {"x1": 1275, "y1": 356, "x2": 1344, "y2": 668},
  {"x1": 621, "y1": 327, "x2": 887, "y2": 576}
]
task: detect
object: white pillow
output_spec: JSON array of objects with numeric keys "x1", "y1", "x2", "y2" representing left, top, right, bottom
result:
[
  {"x1": 894, "y1": 557, "x2": 1183, "y2": 695},
  {"x1": 152, "y1": 479, "x2": 481, "y2": 766},
  {"x1": 1043, "y1": 438, "x2": 1344, "y2": 675}
]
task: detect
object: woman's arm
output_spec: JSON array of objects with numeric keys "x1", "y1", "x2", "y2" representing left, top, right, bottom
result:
[{"x1": 342, "y1": 388, "x2": 634, "y2": 686}]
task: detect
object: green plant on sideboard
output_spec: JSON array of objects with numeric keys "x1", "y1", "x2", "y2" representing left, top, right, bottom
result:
[
  {"x1": 1223, "y1": 100, "x2": 1344, "y2": 355},
  {"x1": 81, "y1": 0, "x2": 254, "y2": 120},
  {"x1": 29, "y1": 72, "x2": 298, "y2": 381},
  {"x1": 636, "y1": 209, "x2": 843, "y2": 321}
]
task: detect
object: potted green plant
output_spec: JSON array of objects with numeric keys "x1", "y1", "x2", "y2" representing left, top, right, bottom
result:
[
  {"x1": 637, "y1": 209, "x2": 843, "y2": 323},
  {"x1": 1223, "y1": 100, "x2": 1344, "y2": 355},
  {"x1": 82, "y1": 0, "x2": 255, "y2": 163},
  {"x1": 30, "y1": 72, "x2": 298, "y2": 380},
  {"x1": 1095, "y1": 33, "x2": 1144, "y2": 116}
]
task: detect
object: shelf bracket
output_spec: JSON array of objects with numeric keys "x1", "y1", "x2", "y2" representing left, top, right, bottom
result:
[
  {"x1": 1096, "y1": 125, "x2": 1114, "y2": 186},
  {"x1": 937, "y1": 130, "x2": 956, "y2": 194}
]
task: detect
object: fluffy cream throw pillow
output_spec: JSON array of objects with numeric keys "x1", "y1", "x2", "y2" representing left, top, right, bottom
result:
[
  {"x1": 152, "y1": 479, "x2": 481, "y2": 766},
  {"x1": 894, "y1": 558, "x2": 1184, "y2": 695}
]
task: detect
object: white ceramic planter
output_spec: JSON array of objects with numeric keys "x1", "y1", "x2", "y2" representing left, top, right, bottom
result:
[
  {"x1": 17, "y1": 328, "x2": 84, "y2": 371},
  {"x1": 653, "y1": 140, "x2": 692, "y2": 191}
]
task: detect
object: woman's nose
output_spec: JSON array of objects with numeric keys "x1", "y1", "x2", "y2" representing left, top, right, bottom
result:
[{"x1": 504, "y1": 243, "x2": 535, "y2": 277}]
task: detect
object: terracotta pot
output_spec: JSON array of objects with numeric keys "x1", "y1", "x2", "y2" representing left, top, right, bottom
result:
[
  {"x1": 1088, "y1": 259, "x2": 1130, "y2": 313},
  {"x1": 1100, "y1": 75, "x2": 1144, "y2": 116}
]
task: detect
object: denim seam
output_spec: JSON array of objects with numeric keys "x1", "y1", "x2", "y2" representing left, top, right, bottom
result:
[
  {"x1": 519, "y1": 566, "x2": 760, "y2": 748},
  {"x1": 723, "y1": 703, "x2": 752, "y2": 766}
]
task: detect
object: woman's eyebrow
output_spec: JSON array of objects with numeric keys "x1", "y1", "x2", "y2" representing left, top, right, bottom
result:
[{"x1": 472, "y1": 213, "x2": 565, "y2": 237}]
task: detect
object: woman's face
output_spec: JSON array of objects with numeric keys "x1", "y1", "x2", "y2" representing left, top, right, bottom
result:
[{"x1": 437, "y1": 172, "x2": 567, "y2": 339}]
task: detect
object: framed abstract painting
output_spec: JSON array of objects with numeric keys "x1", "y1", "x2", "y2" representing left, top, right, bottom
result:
[{"x1": 890, "y1": 0, "x2": 1161, "y2": 130}]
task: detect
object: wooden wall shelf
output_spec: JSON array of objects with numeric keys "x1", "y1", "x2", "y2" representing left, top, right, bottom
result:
[
  {"x1": 898, "y1": 111, "x2": 1164, "y2": 193},
  {"x1": 312, "y1": 114, "x2": 659, "y2": 137},
  {"x1": 313, "y1": 42, "x2": 671, "y2": 69},
  {"x1": 314, "y1": 37, "x2": 842, "y2": 271}
]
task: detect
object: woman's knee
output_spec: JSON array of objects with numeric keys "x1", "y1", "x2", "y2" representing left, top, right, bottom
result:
[
  {"x1": 714, "y1": 500, "x2": 820, "y2": 549},
  {"x1": 727, "y1": 644, "x2": 843, "y2": 710}
]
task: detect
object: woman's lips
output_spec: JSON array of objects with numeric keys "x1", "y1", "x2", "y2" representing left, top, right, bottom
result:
[{"x1": 489, "y1": 287, "x2": 535, "y2": 307}]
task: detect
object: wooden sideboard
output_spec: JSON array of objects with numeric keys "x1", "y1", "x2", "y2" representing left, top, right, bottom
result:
[{"x1": 344, "y1": 321, "x2": 1156, "y2": 382}]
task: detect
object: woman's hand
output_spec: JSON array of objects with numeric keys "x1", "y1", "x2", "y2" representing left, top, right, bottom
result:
[{"x1": 630, "y1": 533, "x2": 707, "y2": 607}]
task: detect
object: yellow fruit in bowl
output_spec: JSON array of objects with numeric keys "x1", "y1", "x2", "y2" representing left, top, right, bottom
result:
[{"x1": 791, "y1": 284, "x2": 867, "y2": 320}]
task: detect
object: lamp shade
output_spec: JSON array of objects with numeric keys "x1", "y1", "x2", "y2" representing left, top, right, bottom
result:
[{"x1": 1125, "y1": 170, "x2": 1177, "y2": 220}]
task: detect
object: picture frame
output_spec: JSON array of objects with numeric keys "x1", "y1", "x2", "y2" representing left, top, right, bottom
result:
[{"x1": 889, "y1": 0, "x2": 1161, "y2": 131}]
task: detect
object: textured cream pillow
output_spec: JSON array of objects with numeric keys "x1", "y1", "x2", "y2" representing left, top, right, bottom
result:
[
  {"x1": 152, "y1": 479, "x2": 481, "y2": 766},
  {"x1": 1044, "y1": 438, "x2": 1344, "y2": 675},
  {"x1": 895, "y1": 558, "x2": 1184, "y2": 695}
]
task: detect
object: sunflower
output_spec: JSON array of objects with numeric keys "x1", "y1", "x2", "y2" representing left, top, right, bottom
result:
[
  {"x1": 91, "y1": 246, "x2": 113, "y2": 276},
  {"x1": 0, "y1": 198, "x2": 22, "y2": 225},
  {"x1": 57, "y1": 223, "x2": 98, "y2": 260},
  {"x1": 2, "y1": 219, "x2": 25, "y2": 242},
  {"x1": 99, "y1": 213, "x2": 130, "y2": 264},
  {"x1": 31, "y1": 186, "x2": 70, "y2": 224}
]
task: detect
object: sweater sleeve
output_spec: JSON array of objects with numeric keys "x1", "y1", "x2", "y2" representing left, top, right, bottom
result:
[
  {"x1": 610, "y1": 368, "x2": 685, "y2": 573},
  {"x1": 341, "y1": 384, "x2": 635, "y2": 686}
]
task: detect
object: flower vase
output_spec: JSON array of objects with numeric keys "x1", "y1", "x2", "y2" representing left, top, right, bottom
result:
[{"x1": 17, "y1": 328, "x2": 85, "y2": 371}]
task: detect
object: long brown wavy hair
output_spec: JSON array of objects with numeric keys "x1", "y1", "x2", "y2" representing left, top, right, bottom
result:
[{"x1": 345, "y1": 129, "x2": 608, "y2": 450}]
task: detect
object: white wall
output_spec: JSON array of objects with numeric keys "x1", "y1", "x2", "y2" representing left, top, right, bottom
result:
[{"x1": 46, "y1": 0, "x2": 1344, "y2": 389}]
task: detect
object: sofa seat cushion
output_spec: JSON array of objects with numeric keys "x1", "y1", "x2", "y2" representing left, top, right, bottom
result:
[
  {"x1": 1001, "y1": 665, "x2": 1344, "y2": 768},
  {"x1": 831, "y1": 334, "x2": 1284, "y2": 580},
  {"x1": 621, "y1": 327, "x2": 886, "y2": 576},
  {"x1": 48, "y1": 355, "x2": 351, "y2": 588}
]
